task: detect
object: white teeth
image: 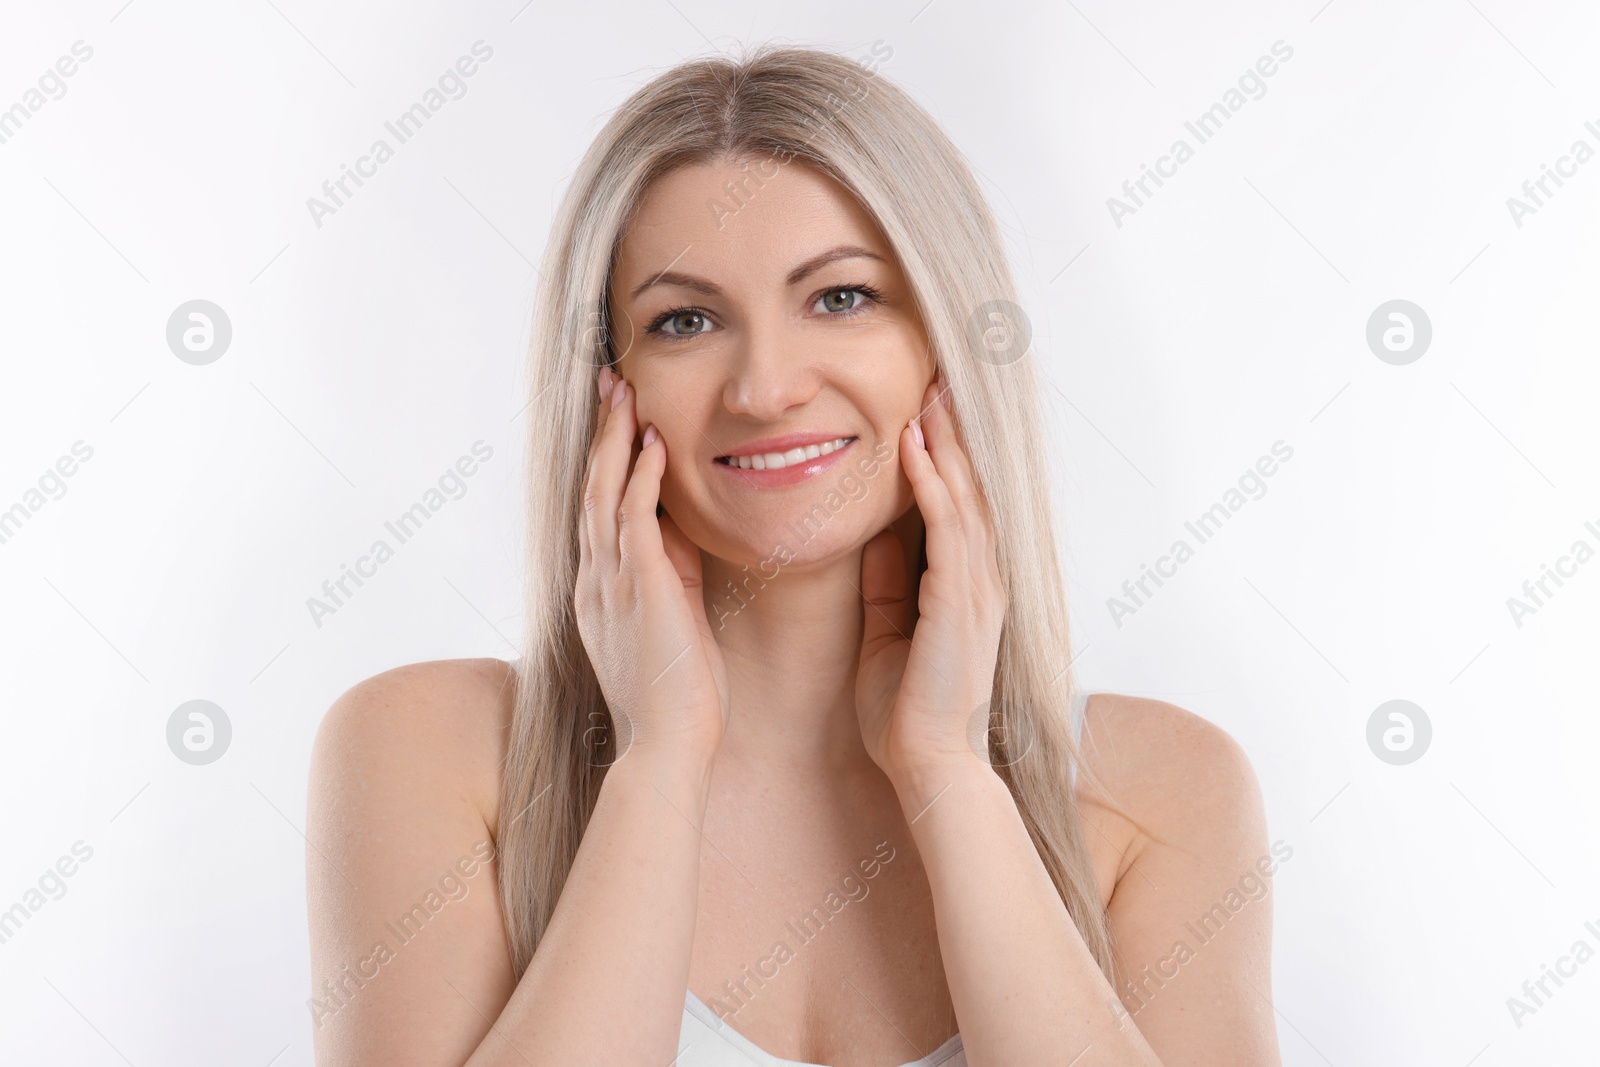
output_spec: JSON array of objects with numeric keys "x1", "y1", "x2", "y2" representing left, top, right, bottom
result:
[{"x1": 727, "y1": 437, "x2": 852, "y2": 470}]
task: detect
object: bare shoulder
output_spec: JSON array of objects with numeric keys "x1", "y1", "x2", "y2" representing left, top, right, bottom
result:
[
  {"x1": 305, "y1": 657, "x2": 521, "y2": 1065},
  {"x1": 309, "y1": 656, "x2": 516, "y2": 832},
  {"x1": 1077, "y1": 691, "x2": 1264, "y2": 849},
  {"x1": 1077, "y1": 693, "x2": 1280, "y2": 1063}
]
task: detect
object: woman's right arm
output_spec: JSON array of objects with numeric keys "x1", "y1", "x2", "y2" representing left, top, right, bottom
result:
[
  {"x1": 307, "y1": 370, "x2": 729, "y2": 1065},
  {"x1": 475, "y1": 738, "x2": 718, "y2": 1066},
  {"x1": 306, "y1": 661, "x2": 716, "y2": 1066}
]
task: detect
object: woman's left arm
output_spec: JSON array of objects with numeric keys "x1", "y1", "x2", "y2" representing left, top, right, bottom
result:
[
  {"x1": 883, "y1": 710, "x2": 1280, "y2": 1067},
  {"x1": 855, "y1": 379, "x2": 1281, "y2": 1066}
]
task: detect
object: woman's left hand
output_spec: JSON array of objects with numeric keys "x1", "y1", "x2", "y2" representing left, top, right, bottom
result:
[{"x1": 855, "y1": 376, "x2": 1007, "y2": 778}]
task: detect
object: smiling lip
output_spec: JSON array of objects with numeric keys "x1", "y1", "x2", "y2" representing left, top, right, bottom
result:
[
  {"x1": 713, "y1": 432, "x2": 858, "y2": 488},
  {"x1": 718, "y1": 431, "x2": 856, "y2": 459}
]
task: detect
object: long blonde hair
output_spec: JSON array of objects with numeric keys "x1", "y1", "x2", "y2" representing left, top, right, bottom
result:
[{"x1": 500, "y1": 42, "x2": 1139, "y2": 992}]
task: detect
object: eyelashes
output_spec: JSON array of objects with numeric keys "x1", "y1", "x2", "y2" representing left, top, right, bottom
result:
[{"x1": 643, "y1": 282, "x2": 886, "y2": 339}]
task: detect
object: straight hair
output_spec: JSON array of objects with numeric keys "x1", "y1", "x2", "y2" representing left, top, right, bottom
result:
[{"x1": 499, "y1": 42, "x2": 1150, "y2": 996}]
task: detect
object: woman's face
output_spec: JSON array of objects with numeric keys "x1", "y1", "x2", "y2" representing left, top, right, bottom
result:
[{"x1": 606, "y1": 155, "x2": 935, "y2": 568}]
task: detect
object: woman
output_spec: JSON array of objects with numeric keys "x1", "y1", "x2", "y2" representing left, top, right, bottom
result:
[{"x1": 306, "y1": 44, "x2": 1280, "y2": 1067}]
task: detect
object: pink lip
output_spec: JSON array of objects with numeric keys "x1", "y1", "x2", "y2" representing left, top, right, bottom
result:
[{"x1": 713, "y1": 435, "x2": 858, "y2": 488}]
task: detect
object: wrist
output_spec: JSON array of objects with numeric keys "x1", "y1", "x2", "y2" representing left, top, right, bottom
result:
[
  {"x1": 886, "y1": 748, "x2": 999, "y2": 821},
  {"x1": 599, "y1": 756, "x2": 715, "y2": 828},
  {"x1": 604, "y1": 732, "x2": 719, "y2": 791}
]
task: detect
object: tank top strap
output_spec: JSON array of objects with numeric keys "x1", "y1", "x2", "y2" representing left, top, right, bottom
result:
[
  {"x1": 1067, "y1": 687, "x2": 1093, "y2": 788},
  {"x1": 1069, "y1": 687, "x2": 1091, "y2": 745}
]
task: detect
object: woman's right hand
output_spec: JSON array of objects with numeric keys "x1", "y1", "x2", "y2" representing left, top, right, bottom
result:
[{"x1": 575, "y1": 364, "x2": 730, "y2": 765}]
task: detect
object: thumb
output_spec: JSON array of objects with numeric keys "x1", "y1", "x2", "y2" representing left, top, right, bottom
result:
[{"x1": 859, "y1": 526, "x2": 912, "y2": 658}]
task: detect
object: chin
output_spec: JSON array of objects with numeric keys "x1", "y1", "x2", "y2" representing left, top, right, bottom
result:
[{"x1": 695, "y1": 507, "x2": 886, "y2": 572}]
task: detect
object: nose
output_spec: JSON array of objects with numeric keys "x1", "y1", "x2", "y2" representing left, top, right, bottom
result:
[{"x1": 721, "y1": 318, "x2": 821, "y2": 421}]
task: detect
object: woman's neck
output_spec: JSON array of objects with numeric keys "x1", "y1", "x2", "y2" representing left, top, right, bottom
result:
[{"x1": 700, "y1": 507, "x2": 924, "y2": 778}]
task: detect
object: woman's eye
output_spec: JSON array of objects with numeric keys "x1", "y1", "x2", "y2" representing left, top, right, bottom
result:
[
  {"x1": 816, "y1": 288, "x2": 867, "y2": 314},
  {"x1": 650, "y1": 287, "x2": 876, "y2": 338},
  {"x1": 659, "y1": 310, "x2": 710, "y2": 336}
]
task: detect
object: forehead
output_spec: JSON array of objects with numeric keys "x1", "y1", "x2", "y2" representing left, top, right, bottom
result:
[{"x1": 612, "y1": 157, "x2": 891, "y2": 288}]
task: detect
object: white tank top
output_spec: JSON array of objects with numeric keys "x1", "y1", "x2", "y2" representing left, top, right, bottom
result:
[{"x1": 671, "y1": 687, "x2": 1097, "y2": 1067}]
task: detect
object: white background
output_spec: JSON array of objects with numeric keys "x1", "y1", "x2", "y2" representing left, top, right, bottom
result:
[{"x1": 2, "y1": 1, "x2": 1597, "y2": 1064}]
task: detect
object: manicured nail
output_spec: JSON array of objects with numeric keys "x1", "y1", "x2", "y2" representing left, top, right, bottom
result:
[
  {"x1": 910, "y1": 417, "x2": 925, "y2": 449},
  {"x1": 642, "y1": 424, "x2": 658, "y2": 448},
  {"x1": 611, "y1": 378, "x2": 626, "y2": 410},
  {"x1": 598, "y1": 365, "x2": 614, "y2": 401}
]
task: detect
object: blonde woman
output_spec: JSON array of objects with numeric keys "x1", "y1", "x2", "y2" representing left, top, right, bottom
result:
[{"x1": 306, "y1": 44, "x2": 1280, "y2": 1067}]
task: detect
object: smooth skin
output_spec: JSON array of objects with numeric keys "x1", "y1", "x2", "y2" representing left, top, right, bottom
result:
[{"x1": 306, "y1": 158, "x2": 1279, "y2": 1067}]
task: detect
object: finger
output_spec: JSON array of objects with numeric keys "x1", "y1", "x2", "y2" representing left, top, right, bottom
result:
[
  {"x1": 859, "y1": 526, "x2": 911, "y2": 657},
  {"x1": 899, "y1": 411, "x2": 963, "y2": 581},
  {"x1": 577, "y1": 366, "x2": 613, "y2": 567},
  {"x1": 617, "y1": 417, "x2": 669, "y2": 574},
  {"x1": 582, "y1": 369, "x2": 635, "y2": 571},
  {"x1": 920, "y1": 376, "x2": 1000, "y2": 586},
  {"x1": 920, "y1": 378, "x2": 977, "y2": 524}
]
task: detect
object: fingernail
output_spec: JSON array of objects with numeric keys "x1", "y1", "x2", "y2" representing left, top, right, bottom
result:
[
  {"x1": 910, "y1": 417, "x2": 925, "y2": 449},
  {"x1": 598, "y1": 365, "x2": 614, "y2": 401},
  {"x1": 642, "y1": 424, "x2": 658, "y2": 448},
  {"x1": 611, "y1": 378, "x2": 626, "y2": 410}
]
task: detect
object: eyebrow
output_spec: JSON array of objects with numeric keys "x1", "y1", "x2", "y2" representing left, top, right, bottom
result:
[{"x1": 627, "y1": 244, "x2": 886, "y2": 301}]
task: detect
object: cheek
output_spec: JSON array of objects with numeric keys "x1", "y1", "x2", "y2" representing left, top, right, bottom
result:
[
  {"x1": 660, "y1": 439, "x2": 688, "y2": 492},
  {"x1": 627, "y1": 381, "x2": 671, "y2": 445},
  {"x1": 652, "y1": 423, "x2": 701, "y2": 508},
  {"x1": 635, "y1": 376, "x2": 711, "y2": 457}
]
